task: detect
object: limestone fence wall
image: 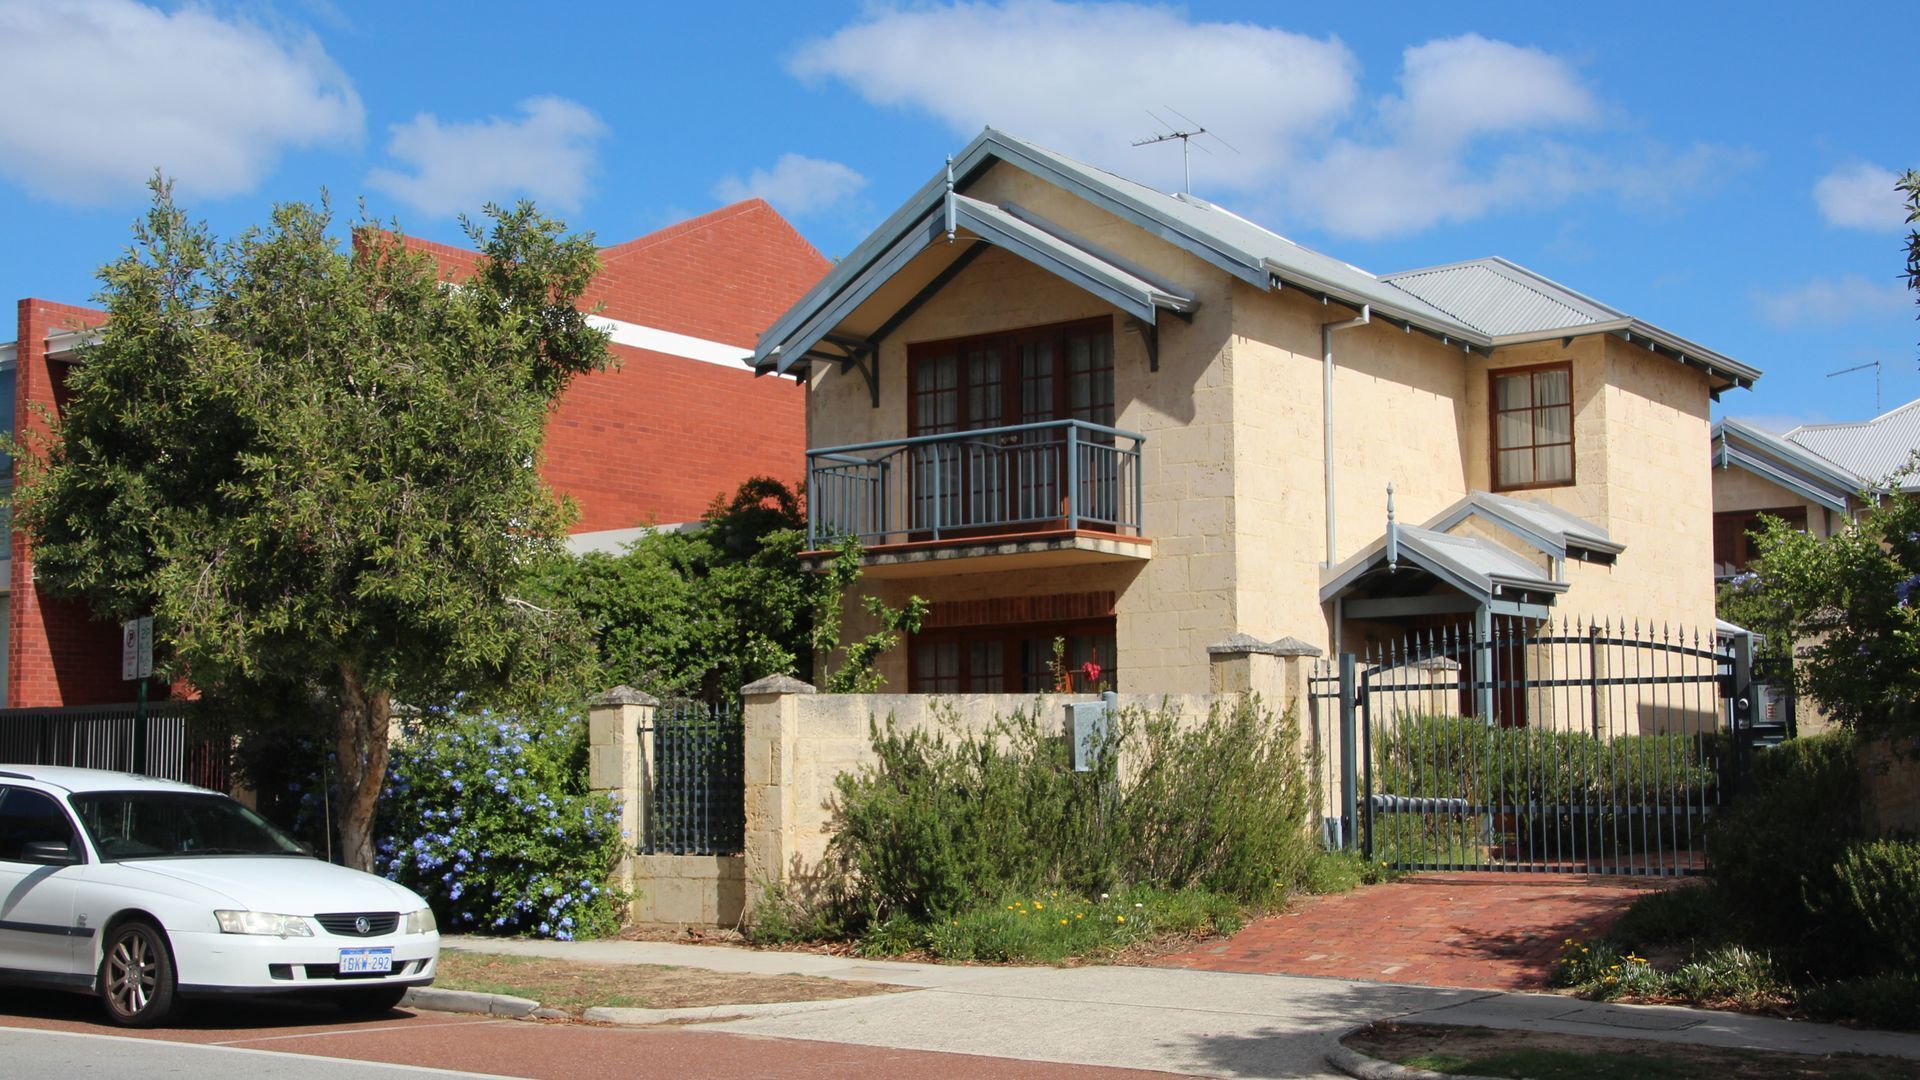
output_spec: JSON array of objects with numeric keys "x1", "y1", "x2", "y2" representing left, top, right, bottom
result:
[{"x1": 585, "y1": 635, "x2": 1322, "y2": 928}]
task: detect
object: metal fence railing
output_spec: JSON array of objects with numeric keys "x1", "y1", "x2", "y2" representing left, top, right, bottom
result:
[
  {"x1": 641, "y1": 699, "x2": 744, "y2": 856},
  {"x1": 807, "y1": 419, "x2": 1146, "y2": 547},
  {"x1": 0, "y1": 701, "x2": 228, "y2": 790},
  {"x1": 1311, "y1": 618, "x2": 1753, "y2": 877}
]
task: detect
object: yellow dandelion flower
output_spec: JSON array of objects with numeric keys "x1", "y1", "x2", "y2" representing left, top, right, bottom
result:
[
  {"x1": 1076, "y1": 913, "x2": 1085, "y2": 919},
  {"x1": 1116, "y1": 915, "x2": 1126, "y2": 924},
  {"x1": 1059, "y1": 919, "x2": 1068, "y2": 926},
  {"x1": 1035, "y1": 902, "x2": 1044, "y2": 911}
]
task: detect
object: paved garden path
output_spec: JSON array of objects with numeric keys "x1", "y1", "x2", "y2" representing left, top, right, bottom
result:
[{"x1": 1156, "y1": 872, "x2": 1672, "y2": 990}]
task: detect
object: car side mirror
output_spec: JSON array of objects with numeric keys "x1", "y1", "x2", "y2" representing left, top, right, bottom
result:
[{"x1": 21, "y1": 839, "x2": 81, "y2": 866}]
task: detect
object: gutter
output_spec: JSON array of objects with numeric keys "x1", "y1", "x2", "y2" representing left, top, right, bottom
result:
[{"x1": 1322, "y1": 304, "x2": 1371, "y2": 567}]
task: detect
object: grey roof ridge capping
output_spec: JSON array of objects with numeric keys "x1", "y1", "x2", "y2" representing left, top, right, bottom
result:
[{"x1": 1206, "y1": 633, "x2": 1322, "y2": 658}]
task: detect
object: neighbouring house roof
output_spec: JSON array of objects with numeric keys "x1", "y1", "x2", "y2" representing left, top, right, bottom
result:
[
  {"x1": 1425, "y1": 490, "x2": 1624, "y2": 561},
  {"x1": 1711, "y1": 418, "x2": 1863, "y2": 512},
  {"x1": 754, "y1": 128, "x2": 1760, "y2": 393},
  {"x1": 1782, "y1": 397, "x2": 1920, "y2": 492}
]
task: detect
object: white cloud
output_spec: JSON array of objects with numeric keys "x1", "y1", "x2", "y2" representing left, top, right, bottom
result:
[
  {"x1": 367, "y1": 97, "x2": 607, "y2": 219},
  {"x1": 0, "y1": 0, "x2": 363, "y2": 204},
  {"x1": 1813, "y1": 163, "x2": 1907, "y2": 230},
  {"x1": 793, "y1": 6, "x2": 1744, "y2": 239},
  {"x1": 714, "y1": 154, "x2": 867, "y2": 216},
  {"x1": 790, "y1": 0, "x2": 1359, "y2": 192},
  {"x1": 1755, "y1": 274, "x2": 1912, "y2": 327}
]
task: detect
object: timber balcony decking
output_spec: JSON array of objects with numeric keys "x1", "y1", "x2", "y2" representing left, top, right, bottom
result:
[{"x1": 804, "y1": 419, "x2": 1151, "y2": 577}]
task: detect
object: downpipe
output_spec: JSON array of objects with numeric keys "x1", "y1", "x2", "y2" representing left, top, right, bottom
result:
[{"x1": 1322, "y1": 304, "x2": 1371, "y2": 567}]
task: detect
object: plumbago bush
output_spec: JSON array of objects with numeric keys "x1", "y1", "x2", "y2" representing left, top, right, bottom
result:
[{"x1": 375, "y1": 704, "x2": 627, "y2": 940}]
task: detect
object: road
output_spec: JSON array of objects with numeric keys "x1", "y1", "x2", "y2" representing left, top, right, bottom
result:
[{"x1": 0, "y1": 990, "x2": 1181, "y2": 1079}]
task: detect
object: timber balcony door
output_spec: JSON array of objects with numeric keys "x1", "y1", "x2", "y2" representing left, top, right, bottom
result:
[{"x1": 907, "y1": 318, "x2": 1117, "y2": 538}]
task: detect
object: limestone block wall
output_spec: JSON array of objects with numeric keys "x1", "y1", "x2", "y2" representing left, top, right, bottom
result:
[
  {"x1": 1230, "y1": 285, "x2": 1476, "y2": 654},
  {"x1": 743, "y1": 648, "x2": 1312, "y2": 913},
  {"x1": 804, "y1": 161, "x2": 1246, "y2": 694}
]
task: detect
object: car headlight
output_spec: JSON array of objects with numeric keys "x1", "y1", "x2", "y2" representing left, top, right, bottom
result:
[
  {"x1": 214, "y1": 910, "x2": 314, "y2": 937},
  {"x1": 404, "y1": 907, "x2": 438, "y2": 935}
]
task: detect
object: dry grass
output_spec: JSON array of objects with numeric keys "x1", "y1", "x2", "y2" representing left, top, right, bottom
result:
[{"x1": 434, "y1": 950, "x2": 902, "y2": 1013}]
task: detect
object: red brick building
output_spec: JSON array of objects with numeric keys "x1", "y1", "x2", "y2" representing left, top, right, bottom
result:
[{"x1": 1, "y1": 199, "x2": 826, "y2": 707}]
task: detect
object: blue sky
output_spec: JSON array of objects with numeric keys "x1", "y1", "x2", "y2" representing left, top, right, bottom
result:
[{"x1": 0, "y1": 1, "x2": 1910, "y2": 430}]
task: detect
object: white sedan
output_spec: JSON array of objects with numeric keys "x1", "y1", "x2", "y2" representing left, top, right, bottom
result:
[{"x1": 0, "y1": 764, "x2": 439, "y2": 1026}]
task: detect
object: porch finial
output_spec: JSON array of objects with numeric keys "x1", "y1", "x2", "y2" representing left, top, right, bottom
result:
[
  {"x1": 1386, "y1": 483, "x2": 1398, "y2": 573},
  {"x1": 944, "y1": 155, "x2": 956, "y2": 242}
]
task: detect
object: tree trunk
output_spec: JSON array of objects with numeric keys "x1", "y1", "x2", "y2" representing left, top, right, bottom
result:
[{"x1": 334, "y1": 663, "x2": 393, "y2": 872}]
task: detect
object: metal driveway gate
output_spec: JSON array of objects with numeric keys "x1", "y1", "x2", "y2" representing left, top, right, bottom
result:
[{"x1": 1313, "y1": 618, "x2": 1753, "y2": 876}]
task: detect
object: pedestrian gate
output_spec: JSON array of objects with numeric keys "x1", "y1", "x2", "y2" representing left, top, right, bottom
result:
[{"x1": 1311, "y1": 619, "x2": 1755, "y2": 876}]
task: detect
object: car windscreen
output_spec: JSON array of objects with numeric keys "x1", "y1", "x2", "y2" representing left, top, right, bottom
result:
[{"x1": 70, "y1": 791, "x2": 309, "y2": 861}]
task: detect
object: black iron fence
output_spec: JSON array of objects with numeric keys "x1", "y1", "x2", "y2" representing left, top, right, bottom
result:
[
  {"x1": 641, "y1": 699, "x2": 744, "y2": 856},
  {"x1": 1312, "y1": 618, "x2": 1752, "y2": 876},
  {"x1": 0, "y1": 701, "x2": 229, "y2": 790}
]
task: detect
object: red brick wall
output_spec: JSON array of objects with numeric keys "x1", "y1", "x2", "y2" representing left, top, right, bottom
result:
[
  {"x1": 10, "y1": 298, "x2": 135, "y2": 708},
  {"x1": 412, "y1": 199, "x2": 825, "y2": 530}
]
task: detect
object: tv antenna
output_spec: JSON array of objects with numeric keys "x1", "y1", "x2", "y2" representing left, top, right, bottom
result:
[
  {"x1": 1827, "y1": 360, "x2": 1882, "y2": 413},
  {"x1": 1132, "y1": 109, "x2": 1235, "y2": 195}
]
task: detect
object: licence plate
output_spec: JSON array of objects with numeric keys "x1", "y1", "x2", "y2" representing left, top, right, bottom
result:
[{"x1": 338, "y1": 947, "x2": 393, "y2": 974}]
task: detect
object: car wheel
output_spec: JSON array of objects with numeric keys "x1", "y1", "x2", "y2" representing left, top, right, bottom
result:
[
  {"x1": 334, "y1": 984, "x2": 409, "y2": 1016},
  {"x1": 98, "y1": 920, "x2": 179, "y2": 1028}
]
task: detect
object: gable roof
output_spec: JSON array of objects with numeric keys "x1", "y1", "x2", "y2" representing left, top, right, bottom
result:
[
  {"x1": 1425, "y1": 490, "x2": 1624, "y2": 560},
  {"x1": 754, "y1": 128, "x2": 1759, "y2": 392},
  {"x1": 1320, "y1": 524, "x2": 1568, "y2": 607},
  {"x1": 1784, "y1": 398, "x2": 1920, "y2": 491}
]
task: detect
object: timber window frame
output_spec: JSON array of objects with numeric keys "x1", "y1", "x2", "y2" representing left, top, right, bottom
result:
[{"x1": 1490, "y1": 361, "x2": 1575, "y2": 492}]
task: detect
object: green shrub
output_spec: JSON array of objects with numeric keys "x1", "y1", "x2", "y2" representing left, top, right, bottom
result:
[
  {"x1": 376, "y1": 705, "x2": 627, "y2": 940},
  {"x1": 1604, "y1": 885, "x2": 1720, "y2": 950},
  {"x1": 1705, "y1": 730, "x2": 1861, "y2": 967},
  {"x1": 1661, "y1": 945, "x2": 1782, "y2": 1005},
  {"x1": 1302, "y1": 850, "x2": 1395, "y2": 894},
  {"x1": 1831, "y1": 839, "x2": 1920, "y2": 972},
  {"x1": 915, "y1": 886, "x2": 1239, "y2": 964},
  {"x1": 1372, "y1": 715, "x2": 1720, "y2": 860},
  {"x1": 743, "y1": 881, "x2": 848, "y2": 946},
  {"x1": 828, "y1": 697, "x2": 1316, "y2": 926},
  {"x1": 1552, "y1": 939, "x2": 1664, "y2": 998},
  {"x1": 1800, "y1": 973, "x2": 1920, "y2": 1031}
]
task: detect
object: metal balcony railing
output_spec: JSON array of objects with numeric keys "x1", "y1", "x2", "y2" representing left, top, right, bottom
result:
[{"x1": 807, "y1": 419, "x2": 1145, "y2": 549}]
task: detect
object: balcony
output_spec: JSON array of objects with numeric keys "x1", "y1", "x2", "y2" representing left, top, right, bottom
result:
[{"x1": 806, "y1": 420, "x2": 1150, "y2": 578}]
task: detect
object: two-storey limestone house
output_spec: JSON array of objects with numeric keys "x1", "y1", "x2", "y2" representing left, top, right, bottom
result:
[{"x1": 754, "y1": 129, "x2": 1760, "y2": 698}]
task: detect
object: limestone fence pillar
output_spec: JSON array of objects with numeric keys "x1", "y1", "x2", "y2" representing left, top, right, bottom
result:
[
  {"x1": 588, "y1": 686, "x2": 657, "y2": 905},
  {"x1": 1206, "y1": 633, "x2": 1323, "y2": 720},
  {"x1": 740, "y1": 674, "x2": 814, "y2": 919}
]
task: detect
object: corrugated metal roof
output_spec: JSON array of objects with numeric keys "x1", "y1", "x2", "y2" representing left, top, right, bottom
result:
[
  {"x1": 1380, "y1": 257, "x2": 1622, "y2": 337},
  {"x1": 755, "y1": 128, "x2": 1759, "y2": 388},
  {"x1": 1785, "y1": 398, "x2": 1920, "y2": 491},
  {"x1": 1426, "y1": 491, "x2": 1622, "y2": 558}
]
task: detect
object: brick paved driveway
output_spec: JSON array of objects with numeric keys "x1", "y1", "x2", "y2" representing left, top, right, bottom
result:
[{"x1": 1156, "y1": 873, "x2": 1673, "y2": 991}]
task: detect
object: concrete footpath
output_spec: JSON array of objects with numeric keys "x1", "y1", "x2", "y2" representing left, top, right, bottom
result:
[{"x1": 443, "y1": 936, "x2": 1920, "y2": 1078}]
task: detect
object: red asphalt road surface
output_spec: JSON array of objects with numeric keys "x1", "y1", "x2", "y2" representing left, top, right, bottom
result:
[{"x1": 0, "y1": 991, "x2": 1177, "y2": 1079}]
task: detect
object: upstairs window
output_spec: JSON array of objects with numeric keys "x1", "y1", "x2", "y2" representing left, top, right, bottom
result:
[{"x1": 1492, "y1": 363, "x2": 1573, "y2": 490}]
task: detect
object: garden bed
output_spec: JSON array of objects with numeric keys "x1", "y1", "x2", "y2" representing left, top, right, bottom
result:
[{"x1": 433, "y1": 950, "x2": 902, "y2": 1014}]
